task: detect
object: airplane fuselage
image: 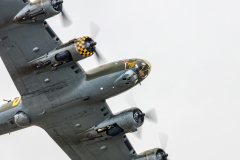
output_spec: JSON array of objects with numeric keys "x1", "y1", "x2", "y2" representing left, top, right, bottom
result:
[{"x1": 0, "y1": 58, "x2": 150, "y2": 136}]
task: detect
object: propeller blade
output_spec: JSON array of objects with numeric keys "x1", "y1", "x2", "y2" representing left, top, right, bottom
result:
[
  {"x1": 90, "y1": 21, "x2": 101, "y2": 40},
  {"x1": 61, "y1": 9, "x2": 72, "y2": 28},
  {"x1": 125, "y1": 93, "x2": 158, "y2": 123},
  {"x1": 95, "y1": 48, "x2": 106, "y2": 65},
  {"x1": 158, "y1": 132, "x2": 169, "y2": 151},
  {"x1": 145, "y1": 108, "x2": 158, "y2": 123},
  {"x1": 132, "y1": 127, "x2": 143, "y2": 139},
  {"x1": 125, "y1": 92, "x2": 138, "y2": 107}
]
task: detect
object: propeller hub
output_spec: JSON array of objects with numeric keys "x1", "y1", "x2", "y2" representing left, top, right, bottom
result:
[
  {"x1": 75, "y1": 36, "x2": 96, "y2": 58},
  {"x1": 90, "y1": 41, "x2": 97, "y2": 47},
  {"x1": 163, "y1": 153, "x2": 168, "y2": 158},
  {"x1": 156, "y1": 153, "x2": 163, "y2": 160},
  {"x1": 139, "y1": 113, "x2": 145, "y2": 118},
  {"x1": 156, "y1": 150, "x2": 168, "y2": 160},
  {"x1": 52, "y1": 0, "x2": 63, "y2": 7},
  {"x1": 133, "y1": 109, "x2": 145, "y2": 127}
]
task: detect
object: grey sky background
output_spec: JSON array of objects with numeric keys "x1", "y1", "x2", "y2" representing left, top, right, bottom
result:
[{"x1": 0, "y1": 0, "x2": 240, "y2": 159}]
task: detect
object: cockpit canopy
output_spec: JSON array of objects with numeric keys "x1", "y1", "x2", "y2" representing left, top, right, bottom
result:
[{"x1": 135, "y1": 59, "x2": 151, "y2": 79}]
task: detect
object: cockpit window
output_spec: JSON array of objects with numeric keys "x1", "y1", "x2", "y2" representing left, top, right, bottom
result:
[{"x1": 135, "y1": 60, "x2": 151, "y2": 79}]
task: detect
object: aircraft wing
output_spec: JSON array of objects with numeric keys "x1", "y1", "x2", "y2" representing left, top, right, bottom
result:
[
  {"x1": 0, "y1": 1, "x2": 85, "y2": 97},
  {"x1": 43, "y1": 101, "x2": 136, "y2": 160}
]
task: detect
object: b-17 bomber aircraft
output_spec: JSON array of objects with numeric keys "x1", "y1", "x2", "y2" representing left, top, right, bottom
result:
[{"x1": 0, "y1": 0, "x2": 169, "y2": 160}]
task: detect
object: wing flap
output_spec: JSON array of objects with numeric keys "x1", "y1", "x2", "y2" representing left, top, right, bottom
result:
[
  {"x1": 46, "y1": 128, "x2": 82, "y2": 160},
  {"x1": 45, "y1": 127, "x2": 135, "y2": 160},
  {"x1": 42, "y1": 102, "x2": 135, "y2": 160}
]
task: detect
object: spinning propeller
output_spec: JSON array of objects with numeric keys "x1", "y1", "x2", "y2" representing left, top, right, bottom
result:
[
  {"x1": 60, "y1": 8, "x2": 72, "y2": 28},
  {"x1": 55, "y1": 0, "x2": 105, "y2": 64},
  {"x1": 125, "y1": 92, "x2": 158, "y2": 125},
  {"x1": 158, "y1": 132, "x2": 168, "y2": 151},
  {"x1": 125, "y1": 92, "x2": 170, "y2": 159},
  {"x1": 51, "y1": 0, "x2": 72, "y2": 28},
  {"x1": 158, "y1": 132, "x2": 170, "y2": 160},
  {"x1": 89, "y1": 21, "x2": 106, "y2": 64}
]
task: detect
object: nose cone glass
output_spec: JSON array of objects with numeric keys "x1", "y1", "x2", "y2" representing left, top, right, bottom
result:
[{"x1": 135, "y1": 59, "x2": 151, "y2": 79}]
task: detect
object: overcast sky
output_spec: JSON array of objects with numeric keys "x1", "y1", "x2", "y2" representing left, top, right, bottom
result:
[{"x1": 1, "y1": 0, "x2": 240, "y2": 159}]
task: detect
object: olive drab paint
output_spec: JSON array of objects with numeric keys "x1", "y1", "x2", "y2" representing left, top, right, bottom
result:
[
  {"x1": 86, "y1": 59, "x2": 138, "y2": 81},
  {"x1": 0, "y1": 97, "x2": 22, "y2": 113}
]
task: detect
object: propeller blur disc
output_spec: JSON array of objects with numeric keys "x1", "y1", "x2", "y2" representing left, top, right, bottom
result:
[
  {"x1": 95, "y1": 48, "x2": 106, "y2": 65},
  {"x1": 125, "y1": 92, "x2": 138, "y2": 107},
  {"x1": 145, "y1": 108, "x2": 158, "y2": 123},
  {"x1": 125, "y1": 92, "x2": 158, "y2": 123},
  {"x1": 158, "y1": 132, "x2": 169, "y2": 150},
  {"x1": 61, "y1": 9, "x2": 72, "y2": 28},
  {"x1": 90, "y1": 21, "x2": 101, "y2": 40},
  {"x1": 89, "y1": 21, "x2": 106, "y2": 64},
  {"x1": 132, "y1": 127, "x2": 143, "y2": 139}
]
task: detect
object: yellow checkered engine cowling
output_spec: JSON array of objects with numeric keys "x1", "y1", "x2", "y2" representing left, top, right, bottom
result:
[{"x1": 75, "y1": 36, "x2": 95, "y2": 58}]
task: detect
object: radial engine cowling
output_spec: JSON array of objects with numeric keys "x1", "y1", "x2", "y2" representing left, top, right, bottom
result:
[
  {"x1": 134, "y1": 148, "x2": 168, "y2": 160},
  {"x1": 95, "y1": 108, "x2": 144, "y2": 136},
  {"x1": 13, "y1": 0, "x2": 63, "y2": 23},
  {"x1": 14, "y1": 112, "x2": 31, "y2": 127},
  {"x1": 28, "y1": 36, "x2": 96, "y2": 70}
]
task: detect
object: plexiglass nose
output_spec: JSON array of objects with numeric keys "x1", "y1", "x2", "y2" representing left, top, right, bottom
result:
[{"x1": 135, "y1": 59, "x2": 151, "y2": 79}]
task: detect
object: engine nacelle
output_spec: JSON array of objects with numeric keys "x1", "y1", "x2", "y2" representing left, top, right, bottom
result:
[
  {"x1": 14, "y1": 112, "x2": 31, "y2": 127},
  {"x1": 28, "y1": 36, "x2": 95, "y2": 70},
  {"x1": 13, "y1": 0, "x2": 62, "y2": 23},
  {"x1": 95, "y1": 108, "x2": 144, "y2": 136},
  {"x1": 134, "y1": 148, "x2": 168, "y2": 160}
]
